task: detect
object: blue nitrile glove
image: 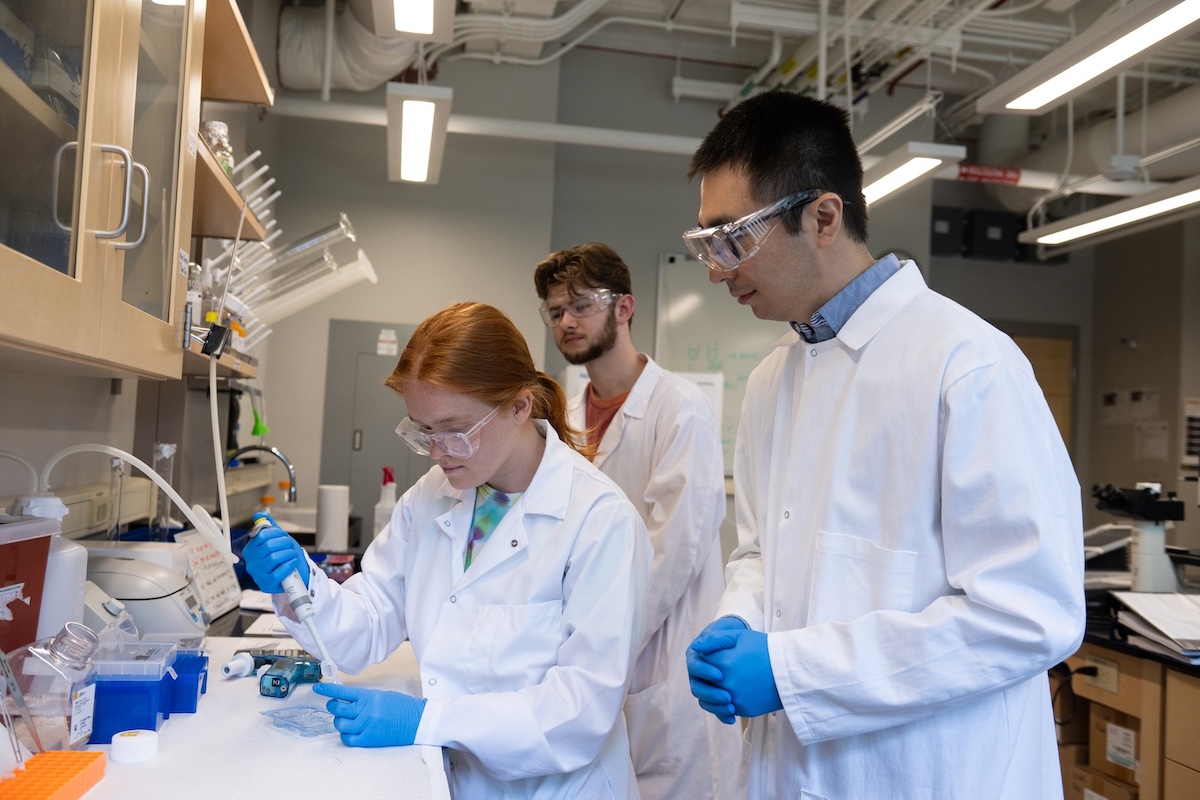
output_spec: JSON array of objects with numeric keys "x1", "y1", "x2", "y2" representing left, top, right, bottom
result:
[
  {"x1": 692, "y1": 625, "x2": 783, "y2": 719},
  {"x1": 313, "y1": 683, "x2": 427, "y2": 748},
  {"x1": 687, "y1": 616, "x2": 749, "y2": 724},
  {"x1": 241, "y1": 512, "x2": 310, "y2": 593}
]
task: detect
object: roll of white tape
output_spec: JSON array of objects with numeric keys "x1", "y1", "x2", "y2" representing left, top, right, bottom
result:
[{"x1": 110, "y1": 729, "x2": 159, "y2": 763}]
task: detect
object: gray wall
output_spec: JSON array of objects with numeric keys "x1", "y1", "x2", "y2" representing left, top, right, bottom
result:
[{"x1": 1087, "y1": 219, "x2": 1200, "y2": 548}]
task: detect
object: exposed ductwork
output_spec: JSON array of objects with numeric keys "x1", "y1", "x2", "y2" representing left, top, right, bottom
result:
[
  {"x1": 277, "y1": 5, "x2": 418, "y2": 93},
  {"x1": 982, "y1": 81, "x2": 1200, "y2": 212}
]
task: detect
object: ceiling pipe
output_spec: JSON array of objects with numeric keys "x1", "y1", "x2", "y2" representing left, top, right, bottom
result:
[{"x1": 269, "y1": 96, "x2": 1167, "y2": 199}]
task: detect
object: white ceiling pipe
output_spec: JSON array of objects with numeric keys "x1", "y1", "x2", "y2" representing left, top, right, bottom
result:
[
  {"x1": 270, "y1": 97, "x2": 704, "y2": 154},
  {"x1": 270, "y1": 97, "x2": 1166, "y2": 199},
  {"x1": 1015, "y1": 80, "x2": 1200, "y2": 180}
]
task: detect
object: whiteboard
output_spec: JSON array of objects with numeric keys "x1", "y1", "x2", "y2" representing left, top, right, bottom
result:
[{"x1": 654, "y1": 253, "x2": 790, "y2": 475}]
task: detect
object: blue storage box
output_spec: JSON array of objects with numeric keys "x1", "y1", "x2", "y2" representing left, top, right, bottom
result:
[
  {"x1": 165, "y1": 652, "x2": 209, "y2": 716},
  {"x1": 89, "y1": 641, "x2": 177, "y2": 744}
]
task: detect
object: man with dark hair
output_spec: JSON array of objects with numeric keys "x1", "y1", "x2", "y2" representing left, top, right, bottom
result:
[
  {"x1": 535, "y1": 242, "x2": 741, "y2": 800},
  {"x1": 684, "y1": 90, "x2": 1085, "y2": 798}
]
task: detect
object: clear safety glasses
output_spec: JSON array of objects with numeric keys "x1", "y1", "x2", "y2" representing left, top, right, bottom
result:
[
  {"x1": 681, "y1": 189, "x2": 826, "y2": 272},
  {"x1": 395, "y1": 406, "x2": 501, "y2": 459},
  {"x1": 538, "y1": 288, "x2": 622, "y2": 327}
]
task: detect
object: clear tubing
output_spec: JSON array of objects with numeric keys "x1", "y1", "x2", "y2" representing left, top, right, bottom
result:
[
  {"x1": 0, "y1": 450, "x2": 40, "y2": 493},
  {"x1": 209, "y1": 354, "x2": 233, "y2": 551},
  {"x1": 38, "y1": 444, "x2": 235, "y2": 563}
]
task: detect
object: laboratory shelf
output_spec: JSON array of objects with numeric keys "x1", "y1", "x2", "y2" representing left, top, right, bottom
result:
[
  {"x1": 201, "y1": 0, "x2": 274, "y2": 106},
  {"x1": 182, "y1": 338, "x2": 258, "y2": 378},
  {"x1": 191, "y1": 142, "x2": 266, "y2": 241}
]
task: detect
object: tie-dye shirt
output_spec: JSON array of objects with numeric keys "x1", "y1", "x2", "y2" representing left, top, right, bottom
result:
[{"x1": 465, "y1": 483, "x2": 521, "y2": 569}]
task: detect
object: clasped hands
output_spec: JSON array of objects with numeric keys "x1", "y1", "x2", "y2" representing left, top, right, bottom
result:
[{"x1": 686, "y1": 616, "x2": 783, "y2": 724}]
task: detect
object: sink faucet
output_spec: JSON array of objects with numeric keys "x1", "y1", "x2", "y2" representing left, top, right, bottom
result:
[{"x1": 224, "y1": 445, "x2": 297, "y2": 503}]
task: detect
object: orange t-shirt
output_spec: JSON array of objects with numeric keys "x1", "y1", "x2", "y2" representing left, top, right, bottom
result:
[{"x1": 584, "y1": 385, "x2": 630, "y2": 450}]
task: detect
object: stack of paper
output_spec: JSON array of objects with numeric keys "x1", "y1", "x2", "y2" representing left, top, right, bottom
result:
[{"x1": 1110, "y1": 591, "x2": 1200, "y2": 665}]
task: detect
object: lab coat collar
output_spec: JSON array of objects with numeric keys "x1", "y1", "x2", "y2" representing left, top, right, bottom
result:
[
  {"x1": 437, "y1": 420, "x2": 577, "y2": 590},
  {"x1": 592, "y1": 354, "x2": 661, "y2": 469},
  {"x1": 834, "y1": 260, "x2": 926, "y2": 352}
]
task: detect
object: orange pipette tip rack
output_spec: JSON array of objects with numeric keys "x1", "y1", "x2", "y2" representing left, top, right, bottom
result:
[{"x1": 0, "y1": 751, "x2": 106, "y2": 800}]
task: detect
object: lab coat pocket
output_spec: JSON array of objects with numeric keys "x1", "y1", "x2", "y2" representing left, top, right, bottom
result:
[
  {"x1": 624, "y1": 680, "x2": 679, "y2": 776},
  {"x1": 806, "y1": 531, "x2": 916, "y2": 626},
  {"x1": 467, "y1": 600, "x2": 563, "y2": 693}
]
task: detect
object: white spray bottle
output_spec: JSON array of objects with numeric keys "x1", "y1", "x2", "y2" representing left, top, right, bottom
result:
[{"x1": 374, "y1": 466, "x2": 397, "y2": 538}]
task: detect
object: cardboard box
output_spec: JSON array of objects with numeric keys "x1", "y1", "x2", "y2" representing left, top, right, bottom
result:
[
  {"x1": 1060, "y1": 743, "x2": 1088, "y2": 795},
  {"x1": 1090, "y1": 703, "x2": 1140, "y2": 786},
  {"x1": 1070, "y1": 764, "x2": 1139, "y2": 800}
]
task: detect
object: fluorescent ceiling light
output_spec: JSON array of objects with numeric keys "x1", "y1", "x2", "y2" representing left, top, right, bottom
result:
[
  {"x1": 862, "y1": 141, "x2": 966, "y2": 206},
  {"x1": 1018, "y1": 173, "x2": 1200, "y2": 246},
  {"x1": 386, "y1": 82, "x2": 453, "y2": 184},
  {"x1": 347, "y1": 0, "x2": 455, "y2": 43},
  {"x1": 976, "y1": 0, "x2": 1200, "y2": 115}
]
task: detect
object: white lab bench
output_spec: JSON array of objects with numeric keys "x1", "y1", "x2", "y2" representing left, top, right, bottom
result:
[{"x1": 83, "y1": 636, "x2": 450, "y2": 799}]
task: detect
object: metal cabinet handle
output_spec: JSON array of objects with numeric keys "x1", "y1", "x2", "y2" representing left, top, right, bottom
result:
[
  {"x1": 50, "y1": 142, "x2": 77, "y2": 233},
  {"x1": 114, "y1": 161, "x2": 150, "y2": 250},
  {"x1": 52, "y1": 142, "x2": 134, "y2": 239}
]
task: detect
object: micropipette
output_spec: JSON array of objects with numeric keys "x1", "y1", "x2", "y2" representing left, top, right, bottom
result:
[{"x1": 248, "y1": 514, "x2": 341, "y2": 683}]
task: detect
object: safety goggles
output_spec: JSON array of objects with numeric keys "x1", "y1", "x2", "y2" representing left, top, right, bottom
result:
[
  {"x1": 681, "y1": 189, "x2": 825, "y2": 272},
  {"x1": 538, "y1": 288, "x2": 621, "y2": 327},
  {"x1": 395, "y1": 406, "x2": 501, "y2": 458}
]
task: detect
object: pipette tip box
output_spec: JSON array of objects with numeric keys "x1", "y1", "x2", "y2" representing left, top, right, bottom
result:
[{"x1": 89, "y1": 641, "x2": 177, "y2": 744}]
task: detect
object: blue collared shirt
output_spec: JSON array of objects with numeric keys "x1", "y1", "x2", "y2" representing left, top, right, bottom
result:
[{"x1": 791, "y1": 253, "x2": 903, "y2": 343}]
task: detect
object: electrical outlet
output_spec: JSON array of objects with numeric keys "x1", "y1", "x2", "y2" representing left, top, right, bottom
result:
[{"x1": 1085, "y1": 654, "x2": 1120, "y2": 694}]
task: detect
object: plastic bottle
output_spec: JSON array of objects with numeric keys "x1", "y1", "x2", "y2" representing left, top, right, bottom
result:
[
  {"x1": 4, "y1": 621, "x2": 100, "y2": 751},
  {"x1": 35, "y1": 534, "x2": 88, "y2": 640},
  {"x1": 374, "y1": 467, "x2": 397, "y2": 537}
]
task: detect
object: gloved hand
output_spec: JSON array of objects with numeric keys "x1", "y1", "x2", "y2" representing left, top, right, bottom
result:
[
  {"x1": 313, "y1": 682, "x2": 427, "y2": 748},
  {"x1": 692, "y1": 624, "x2": 783, "y2": 719},
  {"x1": 687, "y1": 616, "x2": 748, "y2": 724},
  {"x1": 241, "y1": 512, "x2": 309, "y2": 593}
]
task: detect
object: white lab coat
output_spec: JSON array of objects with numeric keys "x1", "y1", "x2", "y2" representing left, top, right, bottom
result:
[
  {"x1": 569, "y1": 356, "x2": 742, "y2": 800},
  {"x1": 275, "y1": 421, "x2": 651, "y2": 799},
  {"x1": 719, "y1": 262, "x2": 1086, "y2": 799}
]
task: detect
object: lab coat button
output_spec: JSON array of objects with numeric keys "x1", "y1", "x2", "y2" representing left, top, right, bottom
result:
[
  {"x1": 783, "y1": 510, "x2": 789, "y2": 519},
  {"x1": 810, "y1": 348, "x2": 817, "y2": 356},
  {"x1": 511, "y1": 539, "x2": 518, "y2": 547},
  {"x1": 450, "y1": 595, "x2": 456, "y2": 603},
  {"x1": 428, "y1": 678, "x2": 437, "y2": 686},
  {"x1": 775, "y1": 609, "x2": 782, "y2": 618}
]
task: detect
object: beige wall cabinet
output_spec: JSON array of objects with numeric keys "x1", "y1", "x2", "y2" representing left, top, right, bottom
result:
[
  {"x1": 0, "y1": 0, "x2": 204, "y2": 379},
  {"x1": 0, "y1": 0, "x2": 269, "y2": 381}
]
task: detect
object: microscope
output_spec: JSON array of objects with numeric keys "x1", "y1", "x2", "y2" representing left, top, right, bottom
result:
[{"x1": 1092, "y1": 482, "x2": 1184, "y2": 592}]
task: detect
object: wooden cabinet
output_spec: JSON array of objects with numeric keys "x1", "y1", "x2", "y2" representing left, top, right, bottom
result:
[
  {"x1": 1066, "y1": 639, "x2": 1200, "y2": 800},
  {"x1": 0, "y1": 0, "x2": 270, "y2": 380}
]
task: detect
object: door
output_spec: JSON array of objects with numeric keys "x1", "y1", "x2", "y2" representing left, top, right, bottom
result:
[
  {"x1": 1012, "y1": 334, "x2": 1075, "y2": 449},
  {"x1": 320, "y1": 320, "x2": 421, "y2": 548}
]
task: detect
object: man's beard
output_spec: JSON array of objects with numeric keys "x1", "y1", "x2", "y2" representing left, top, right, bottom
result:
[{"x1": 561, "y1": 311, "x2": 618, "y2": 365}]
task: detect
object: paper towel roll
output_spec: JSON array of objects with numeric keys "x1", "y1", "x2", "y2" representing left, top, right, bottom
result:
[{"x1": 316, "y1": 484, "x2": 350, "y2": 550}]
